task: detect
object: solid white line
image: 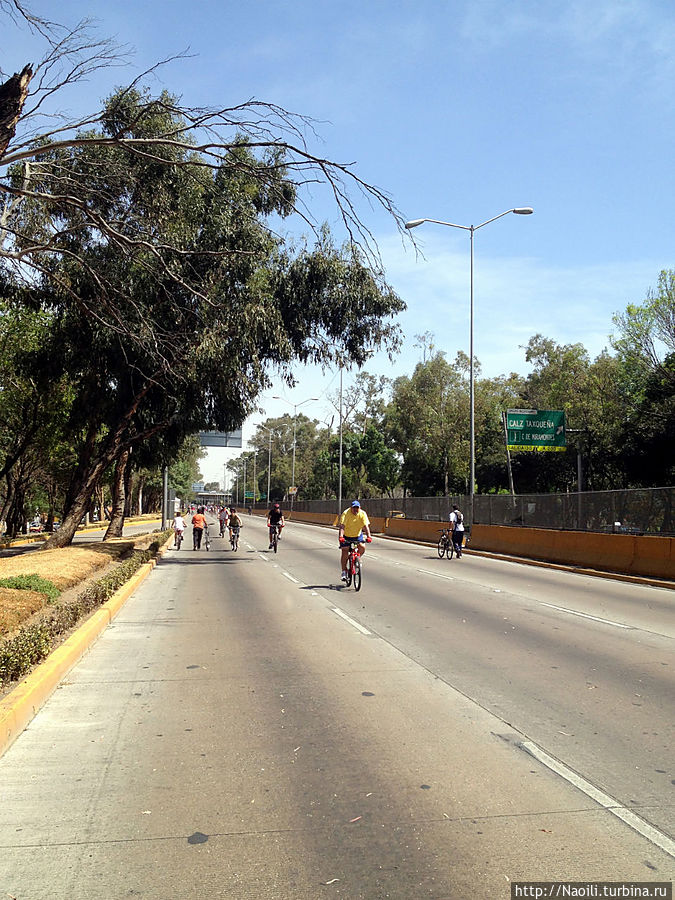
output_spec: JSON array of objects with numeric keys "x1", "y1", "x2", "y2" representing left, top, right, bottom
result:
[
  {"x1": 331, "y1": 607, "x2": 372, "y2": 635},
  {"x1": 539, "y1": 602, "x2": 631, "y2": 629},
  {"x1": 522, "y1": 741, "x2": 675, "y2": 858},
  {"x1": 257, "y1": 553, "x2": 268, "y2": 562},
  {"x1": 282, "y1": 572, "x2": 300, "y2": 584}
]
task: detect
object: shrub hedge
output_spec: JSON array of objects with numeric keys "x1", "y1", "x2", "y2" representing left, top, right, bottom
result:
[
  {"x1": 0, "y1": 575, "x2": 61, "y2": 602},
  {"x1": 0, "y1": 533, "x2": 170, "y2": 689}
]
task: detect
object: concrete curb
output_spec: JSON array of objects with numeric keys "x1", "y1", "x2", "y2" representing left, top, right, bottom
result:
[{"x1": 0, "y1": 533, "x2": 173, "y2": 760}]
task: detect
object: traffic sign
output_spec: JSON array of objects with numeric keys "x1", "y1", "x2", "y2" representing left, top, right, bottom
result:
[
  {"x1": 506, "y1": 409, "x2": 566, "y2": 452},
  {"x1": 288, "y1": 486, "x2": 298, "y2": 496}
]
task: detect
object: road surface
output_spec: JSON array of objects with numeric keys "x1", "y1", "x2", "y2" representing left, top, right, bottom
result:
[{"x1": 1, "y1": 514, "x2": 672, "y2": 898}]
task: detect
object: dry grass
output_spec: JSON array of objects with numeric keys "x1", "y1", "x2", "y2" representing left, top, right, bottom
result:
[
  {"x1": 0, "y1": 531, "x2": 167, "y2": 641},
  {"x1": 0, "y1": 540, "x2": 136, "y2": 590},
  {"x1": 0, "y1": 589, "x2": 48, "y2": 633}
]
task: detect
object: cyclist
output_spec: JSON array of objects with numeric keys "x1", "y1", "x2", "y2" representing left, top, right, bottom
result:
[
  {"x1": 267, "y1": 502, "x2": 285, "y2": 549},
  {"x1": 218, "y1": 505, "x2": 230, "y2": 537},
  {"x1": 448, "y1": 504, "x2": 464, "y2": 558},
  {"x1": 172, "y1": 511, "x2": 185, "y2": 546},
  {"x1": 228, "y1": 507, "x2": 242, "y2": 546},
  {"x1": 338, "y1": 499, "x2": 372, "y2": 583},
  {"x1": 191, "y1": 506, "x2": 207, "y2": 550}
]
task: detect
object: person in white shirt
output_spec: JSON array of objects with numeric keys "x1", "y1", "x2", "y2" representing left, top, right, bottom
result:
[{"x1": 448, "y1": 505, "x2": 464, "y2": 558}]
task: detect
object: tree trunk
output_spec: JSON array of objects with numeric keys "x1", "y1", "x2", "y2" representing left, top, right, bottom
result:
[
  {"x1": 44, "y1": 458, "x2": 110, "y2": 547},
  {"x1": 136, "y1": 474, "x2": 145, "y2": 515},
  {"x1": 123, "y1": 450, "x2": 133, "y2": 518},
  {"x1": 104, "y1": 449, "x2": 129, "y2": 540},
  {"x1": 0, "y1": 65, "x2": 33, "y2": 159},
  {"x1": 0, "y1": 472, "x2": 15, "y2": 527}
]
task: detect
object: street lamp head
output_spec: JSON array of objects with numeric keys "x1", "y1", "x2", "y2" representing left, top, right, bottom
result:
[
  {"x1": 405, "y1": 219, "x2": 426, "y2": 229},
  {"x1": 513, "y1": 207, "x2": 534, "y2": 215}
]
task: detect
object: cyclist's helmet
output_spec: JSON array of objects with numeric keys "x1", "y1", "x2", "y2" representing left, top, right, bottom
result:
[
  {"x1": 198, "y1": 506, "x2": 204, "y2": 513},
  {"x1": 351, "y1": 500, "x2": 360, "y2": 508},
  {"x1": 273, "y1": 503, "x2": 280, "y2": 509},
  {"x1": 230, "y1": 507, "x2": 236, "y2": 513}
]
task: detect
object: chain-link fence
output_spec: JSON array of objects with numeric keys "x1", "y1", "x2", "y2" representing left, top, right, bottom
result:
[{"x1": 292, "y1": 487, "x2": 675, "y2": 535}]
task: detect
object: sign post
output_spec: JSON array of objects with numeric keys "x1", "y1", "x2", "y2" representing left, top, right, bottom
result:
[{"x1": 506, "y1": 409, "x2": 566, "y2": 452}]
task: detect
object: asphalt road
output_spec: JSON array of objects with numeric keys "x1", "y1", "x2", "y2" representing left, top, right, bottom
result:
[{"x1": 0, "y1": 514, "x2": 673, "y2": 898}]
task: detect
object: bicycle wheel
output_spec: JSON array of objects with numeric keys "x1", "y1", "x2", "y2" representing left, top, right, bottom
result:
[
  {"x1": 437, "y1": 536, "x2": 446, "y2": 558},
  {"x1": 353, "y1": 556, "x2": 362, "y2": 591},
  {"x1": 345, "y1": 557, "x2": 352, "y2": 587},
  {"x1": 446, "y1": 540, "x2": 454, "y2": 559},
  {"x1": 273, "y1": 531, "x2": 278, "y2": 553},
  {"x1": 205, "y1": 533, "x2": 210, "y2": 551}
]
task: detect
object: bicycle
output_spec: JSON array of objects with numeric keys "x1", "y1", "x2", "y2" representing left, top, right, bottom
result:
[
  {"x1": 343, "y1": 540, "x2": 362, "y2": 591},
  {"x1": 270, "y1": 524, "x2": 280, "y2": 553},
  {"x1": 174, "y1": 530, "x2": 184, "y2": 550},
  {"x1": 437, "y1": 528, "x2": 454, "y2": 559},
  {"x1": 203, "y1": 526, "x2": 211, "y2": 552},
  {"x1": 230, "y1": 526, "x2": 240, "y2": 552}
]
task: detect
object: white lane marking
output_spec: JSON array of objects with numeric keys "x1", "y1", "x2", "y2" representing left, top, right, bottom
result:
[
  {"x1": 539, "y1": 602, "x2": 631, "y2": 629},
  {"x1": 331, "y1": 607, "x2": 371, "y2": 635},
  {"x1": 522, "y1": 741, "x2": 675, "y2": 859},
  {"x1": 283, "y1": 572, "x2": 300, "y2": 584},
  {"x1": 417, "y1": 568, "x2": 455, "y2": 581},
  {"x1": 258, "y1": 553, "x2": 269, "y2": 562}
]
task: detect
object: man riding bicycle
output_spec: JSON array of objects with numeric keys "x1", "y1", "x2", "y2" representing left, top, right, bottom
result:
[
  {"x1": 218, "y1": 505, "x2": 230, "y2": 537},
  {"x1": 338, "y1": 499, "x2": 372, "y2": 583},
  {"x1": 172, "y1": 512, "x2": 185, "y2": 546},
  {"x1": 267, "y1": 502, "x2": 285, "y2": 549},
  {"x1": 228, "y1": 507, "x2": 242, "y2": 545}
]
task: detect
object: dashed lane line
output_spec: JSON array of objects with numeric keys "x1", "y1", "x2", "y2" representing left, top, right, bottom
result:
[
  {"x1": 331, "y1": 607, "x2": 372, "y2": 635},
  {"x1": 538, "y1": 602, "x2": 631, "y2": 629}
]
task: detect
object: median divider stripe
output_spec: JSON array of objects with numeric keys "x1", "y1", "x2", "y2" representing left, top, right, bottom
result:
[{"x1": 0, "y1": 535, "x2": 172, "y2": 760}]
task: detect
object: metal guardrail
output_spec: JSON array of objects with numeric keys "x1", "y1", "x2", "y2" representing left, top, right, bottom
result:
[{"x1": 292, "y1": 487, "x2": 675, "y2": 536}]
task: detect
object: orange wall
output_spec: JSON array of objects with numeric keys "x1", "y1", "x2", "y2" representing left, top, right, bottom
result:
[{"x1": 471, "y1": 525, "x2": 674, "y2": 580}]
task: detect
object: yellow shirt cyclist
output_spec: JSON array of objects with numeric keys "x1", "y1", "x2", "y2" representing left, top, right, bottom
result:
[{"x1": 338, "y1": 500, "x2": 372, "y2": 582}]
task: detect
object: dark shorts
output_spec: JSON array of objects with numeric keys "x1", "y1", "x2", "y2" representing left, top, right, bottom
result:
[{"x1": 340, "y1": 534, "x2": 365, "y2": 546}]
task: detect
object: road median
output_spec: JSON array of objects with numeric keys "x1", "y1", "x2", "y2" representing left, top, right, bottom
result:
[{"x1": 0, "y1": 531, "x2": 173, "y2": 759}]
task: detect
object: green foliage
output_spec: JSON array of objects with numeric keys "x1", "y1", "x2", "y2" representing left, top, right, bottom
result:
[
  {"x1": 0, "y1": 575, "x2": 60, "y2": 601},
  {"x1": 386, "y1": 352, "x2": 469, "y2": 495}
]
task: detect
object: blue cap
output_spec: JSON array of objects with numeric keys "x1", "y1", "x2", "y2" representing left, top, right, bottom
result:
[{"x1": 351, "y1": 500, "x2": 360, "y2": 508}]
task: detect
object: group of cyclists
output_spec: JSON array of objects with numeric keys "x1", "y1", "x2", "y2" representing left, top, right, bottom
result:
[
  {"x1": 171, "y1": 503, "x2": 284, "y2": 551},
  {"x1": 171, "y1": 498, "x2": 466, "y2": 574}
]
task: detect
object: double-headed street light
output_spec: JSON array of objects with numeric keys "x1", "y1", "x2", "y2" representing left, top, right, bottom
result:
[
  {"x1": 271, "y1": 395, "x2": 319, "y2": 507},
  {"x1": 405, "y1": 208, "x2": 533, "y2": 524}
]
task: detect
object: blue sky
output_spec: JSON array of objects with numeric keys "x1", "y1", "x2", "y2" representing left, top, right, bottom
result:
[{"x1": 4, "y1": 0, "x2": 674, "y2": 484}]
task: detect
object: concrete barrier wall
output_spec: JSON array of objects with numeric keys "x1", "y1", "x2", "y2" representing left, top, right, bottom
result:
[{"x1": 471, "y1": 524, "x2": 674, "y2": 580}]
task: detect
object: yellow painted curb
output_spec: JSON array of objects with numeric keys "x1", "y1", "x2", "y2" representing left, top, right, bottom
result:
[{"x1": 0, "y1": 535, "x2": 173, "y2": 760}]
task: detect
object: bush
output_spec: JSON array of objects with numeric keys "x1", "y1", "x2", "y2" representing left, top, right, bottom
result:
[{"x1": 0, "y1": 575, "x2": 60, "y2": 602}]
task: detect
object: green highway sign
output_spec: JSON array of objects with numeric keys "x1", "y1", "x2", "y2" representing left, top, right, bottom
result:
[{"x1": 506, "y1": 409, "x2": 566, "y2": 452}]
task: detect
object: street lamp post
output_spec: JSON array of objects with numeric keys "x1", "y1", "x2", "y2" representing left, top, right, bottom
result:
[
  {"x1": 405, "y1": 208, "x2": 533, "y2": 525},
  {"x1": 272, "y1": 396, "x2": 319, "y2": 508},
  {"x1": 338, "y1": 361, "x2": 343, "y2": 517}
]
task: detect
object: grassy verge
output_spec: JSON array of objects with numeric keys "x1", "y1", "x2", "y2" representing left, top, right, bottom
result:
[{"x1": 0, "y1": 529, "x2": 173, "y2": 690}]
